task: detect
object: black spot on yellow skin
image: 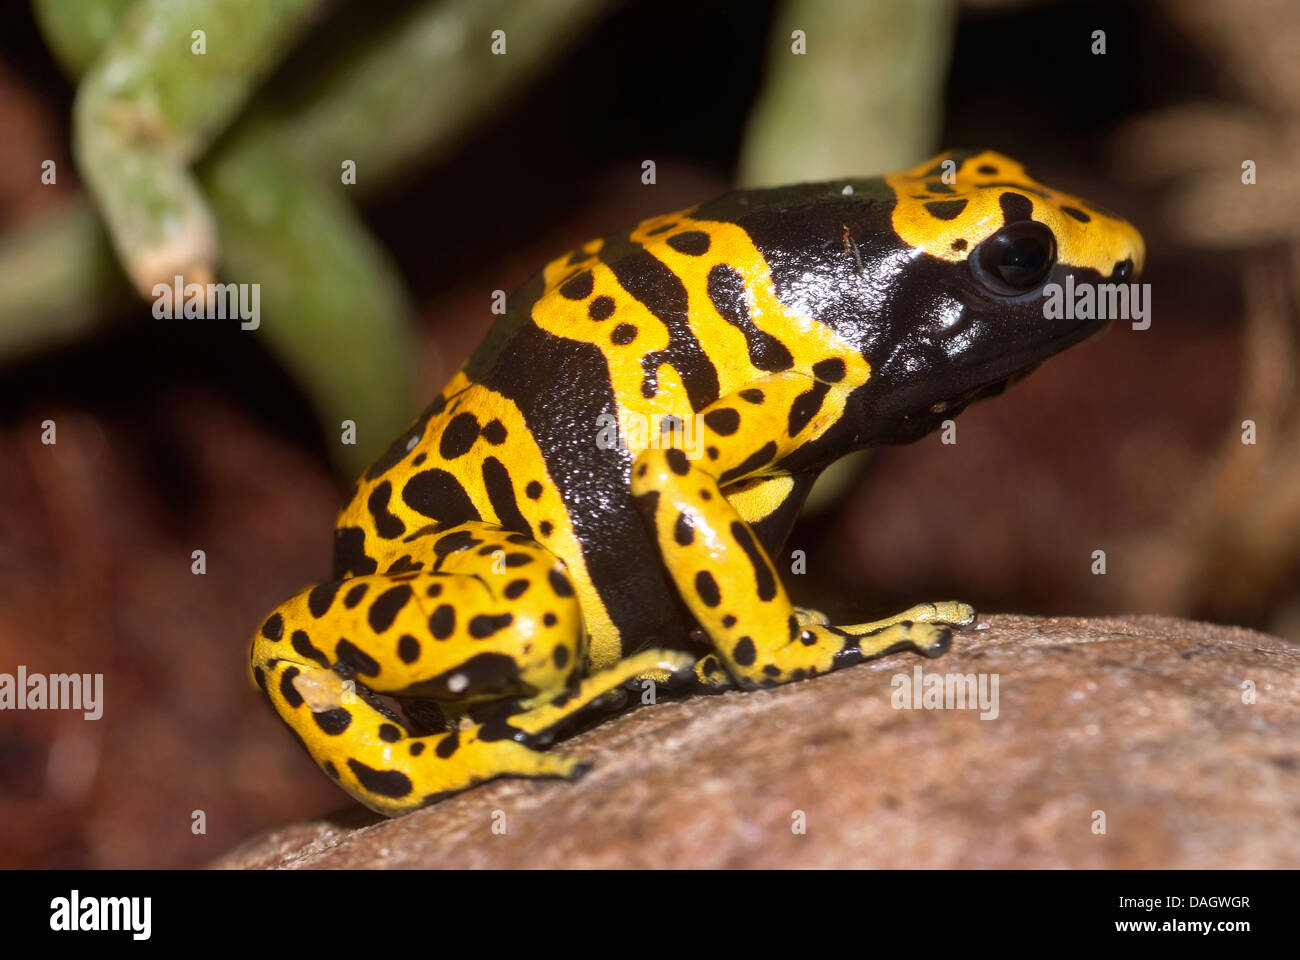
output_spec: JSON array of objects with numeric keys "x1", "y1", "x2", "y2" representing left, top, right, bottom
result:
[
  {"x1": 346, "y1": 759, "x2": 412, "y2": 798},
  {"x1": 504, "y1": 579, "x2": 530, "y2": 599},
  {"x1": 666, "y1": 230, "x2": 710, "y2": 255},
  {"x1": 368, "y1": 585, "x2": 413, "y2": 633},
  {"x1": 543, "y1": 612, "x2": 558, "y2": 627},
  {"x1": 560, "y1": 270, "x2": 594, "y2": 300},
  {"x1": 435, "y1": 731, "x2": 461, "y2": 758},
  {"x1": 367, "y1": 481, "x2": 406, "y2": 539},
  {"x1": 739, "y1": 388, "x2": 764, "y2": 404},
  {"x1": 469, "y1": 613, "x2": 514, "y2": 638},
  {"x1": 279, "y1": 667, "x2": 304, "y2": 708},
  {"x1": 548, "y1": 569, "x2": 574, "y2": 597},
  {"x1": 378, "y1": 723, "x2": 402, "y2": 742},
  {"x1": 951, "y1": 238, "x2": 967, "y2": 251},
  {"x1": 1061, "y1": 205, "x2": 1091, "y2": 223},
  {"x1": 695, "y1": 570, "x2": 721, "y2": 607},
  {"x1": 425, "y1": 582, "x2": 442, "y2": 598},
  {"x1": 611, "y1": 323, "x2": 637, "y2": 345},
  {"x1": 323, "y1": 760, "x2": 340, "y2": 779},
  {"x1": 706, "y1": 263, "x2": 793, "y2": 372},
  {"x1": 308, "y1": 581, "x2": 343, "y2": 618},
  {"x1": 440, "y1": 412, "x2": 481, "y2": 459},
  {"x1": 665, "y1": 448, "x2": 690, "y2": 476},
  {"x1": 335, "y1": 638, "x2": 381, "y2": 677},
  {"x1": 261, "y1": 613, "x2": 284, "y2": 641},
  {"x1": 314, "y1": 708, "x2": 353, "y2": 735},
  {"x1": 398, "y1": 634, "x2": 421, "y2": 663},
  {"x1": 386, "y1": 556, "x2": 422, "y2": 574},
  {"x1": 504, "y1": 552, "x2": 532, "y2": 567},
  {"x1": 539, "y1": 520, "x2": 554, "y2": 537},
  {"x1": 731, "y1": 522, "x2": 777, "y2": 601},
  {"x1": 333, "y1": 527, "x2": 378, "y2": 577},
  {"x1": 292, "y1": 630, "x2": 331, "y2": 670},
  {"x1": 763, "y1": 665, "x2": 781, "y2": 678},
  {"x1": 925, "y1": 180, "x2": 954, "y2": 194},
  {"x1": 482, "y1": 457, "x2": 534, "y2": 541},
  {"x1": 403, "y1": 469, "x2": 481, "y2": 524},
  {"x1": 788, "y1": 381, "x2": 830, "y2": 436},
  {"x1": 732, "y1": 637, "x2": 756, "y2": 667},
  {"x1": 588, "y1": 295, "x2": 615, "y2": 321},
  {"x1": 978, "y1": 163, "x2": 998, "y2": 174},
  {"x1": 429, "y1": 604, "x2": 455, "y2": 639},
  {"x1": 343, "y1": 583, "x2": 368, "y2": 608},
  {"x1": 722, "y1": 614, "x2": 737, "y2": 628},
  {"x1": 719, "y1": 442, "x2": 777, "y2": 485},
  {"x1": 925, "y1": 199, "x2": 967, "y2": 220},
  {"x1": 435, "y1": 530, "x2": 480, "y2": 556},
  {"x1": 553, "y1": 645, "x2": 569, "y2": 669},
  {"x1": 252, "y1": 666, "x2": 267, "y2": 692},
  {"x1": 525, "y1": 480, "x2": 544, "y2": 499},
  {"x1": 999, "y1": 191, "x2": 1034, "y2": 224},
  {"x1": 703, "y1": 408, "x2": 740, "y2": 435},
  {"x1": 674, "y1": 511, "x2": 695, "y2": 546},
  {"x1": 481, "y1": 419, "x2": 508, "y2": 444},
  {"x1": 812, "y1": 358, "x2": 846, "y2": 383},
  {"x1": 409, "y1": 741, "x2": 425, "y2": 756}
]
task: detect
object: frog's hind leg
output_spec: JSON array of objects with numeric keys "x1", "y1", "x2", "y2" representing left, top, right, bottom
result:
[{"x1": 249, "y1": 521, "x2": 690, "y2": 816}]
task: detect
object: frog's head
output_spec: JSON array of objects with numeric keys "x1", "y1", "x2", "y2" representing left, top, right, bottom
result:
[{"x1": 853, "y1": 149, "x2": 1146, "y2": 442}]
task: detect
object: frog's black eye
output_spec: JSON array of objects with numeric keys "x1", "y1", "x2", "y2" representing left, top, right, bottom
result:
[{"x1": 970, "y1": 221, "x2": 1057, "y2": 295}]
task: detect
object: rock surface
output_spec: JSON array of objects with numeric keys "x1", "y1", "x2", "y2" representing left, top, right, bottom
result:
[{"x1": 213, "y1": 615, "x2": 1300, "y2": 869}]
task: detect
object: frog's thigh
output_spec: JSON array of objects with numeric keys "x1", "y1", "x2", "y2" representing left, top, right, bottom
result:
[{"x1": 248, "y1": 525, "x2": 589, "y2": 816}]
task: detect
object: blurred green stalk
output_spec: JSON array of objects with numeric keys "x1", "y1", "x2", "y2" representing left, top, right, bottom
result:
[{"x1": 14, "y1": 0, "x2": 608, "y2": 469}]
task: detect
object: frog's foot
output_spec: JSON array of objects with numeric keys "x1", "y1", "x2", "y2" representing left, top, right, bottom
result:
[
  {"x1": 481, "y1": 648, "x2": 696, "y2": 747},
  {"x1": 837, "y1": 600, "x2": 977, "y2": 634},
  {"x1": 249, "y1": 520, "x2": 686, "y2": 816}
]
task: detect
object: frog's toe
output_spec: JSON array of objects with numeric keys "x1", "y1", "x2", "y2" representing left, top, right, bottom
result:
[{"x1": 793, "y1": 606, "x2": 831, "y2": 627}]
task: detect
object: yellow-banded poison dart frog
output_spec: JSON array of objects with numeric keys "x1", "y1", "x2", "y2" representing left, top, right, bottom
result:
[{"x1": 249, "y1": 150, "x2": 1144, "y2": 816}]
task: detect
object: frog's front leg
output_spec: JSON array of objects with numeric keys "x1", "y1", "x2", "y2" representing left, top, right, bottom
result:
[
  {"x1": 631, "y1": 371, "x2": 976, "y2": 691},
  {"x1": 250, "y1": 521, "x2": 691, "y2": 816}
]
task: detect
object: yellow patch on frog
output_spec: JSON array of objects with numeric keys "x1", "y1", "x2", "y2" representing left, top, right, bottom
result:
[
  {"x1": 336, "y1": 371, "x2": 621, "y2": 671},
  {"x1": 726, "y1": 473, "x2": 796, "y2": 527},
  {"x1": 885, "y1": 150, "x2": 1145, "y2": 275},
  {"x1": 532, "y1": 208, "x2": 872, "y2": 461}
]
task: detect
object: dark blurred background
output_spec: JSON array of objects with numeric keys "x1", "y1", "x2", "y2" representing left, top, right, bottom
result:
[{"x1": 1, "y1": 0, "x2": 1296, "y2": 867}]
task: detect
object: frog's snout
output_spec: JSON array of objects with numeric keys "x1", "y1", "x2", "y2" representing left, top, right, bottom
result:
[{"x1": 1111, "y1": 219, "x2": 1146, "y2": 280}]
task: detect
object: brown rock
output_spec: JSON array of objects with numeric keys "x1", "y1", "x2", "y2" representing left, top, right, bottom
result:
[{"x1": 212, "y1": 615, "x2": 1300, "y2": 869}]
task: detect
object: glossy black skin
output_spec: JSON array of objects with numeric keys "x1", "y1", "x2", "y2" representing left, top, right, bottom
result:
[{"x1": 695, "y1": 180, "x2": 1127, "y2": 464}]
